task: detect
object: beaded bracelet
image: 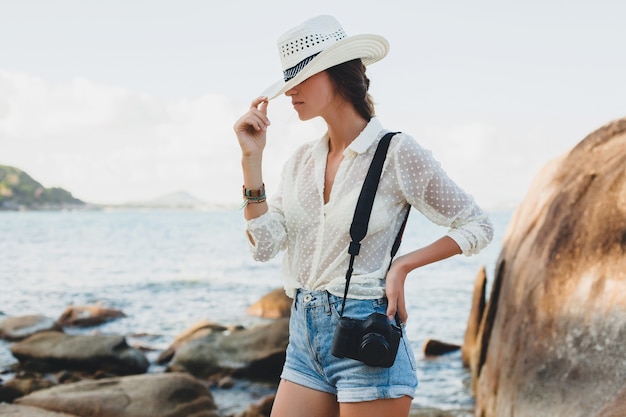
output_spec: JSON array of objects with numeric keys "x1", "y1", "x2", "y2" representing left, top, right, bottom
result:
[{"x1": 240, "y1": 184, "x2": 266, "y2": 209}]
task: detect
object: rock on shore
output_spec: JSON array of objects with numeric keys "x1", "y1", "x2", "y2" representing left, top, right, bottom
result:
[
  {"x1": 468, "y1": 117, "x2": 626, "y2": 417},
  {"x1": 0, "y1": 403, "x2": 79, "y2": 416},
  {"x1": 0, "y1": 315, "x2": 61, "y2": 341},
  {"x1": 15, "y1": 373, "x2": 219, "y2": 417},
  {"x1": 168, "y1": 318, "x2": 289, "y2": 380},
  {"x1": 10, "y1": 331, "x2": 149, "y2": 375}
]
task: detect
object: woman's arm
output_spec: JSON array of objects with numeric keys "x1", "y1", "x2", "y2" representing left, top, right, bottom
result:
[
  {"x1": 385, "y1": 236, "x2": 462, "y2": 323},
  {"x1": 234, "y1": 96, "x2": 287, "y2": 261},
  {"x1": 233, "y1": 96, "x2": 271, "y2": 221},
  {"x1": 385, "y1": 134, "x2": 494, "y2": 322}
]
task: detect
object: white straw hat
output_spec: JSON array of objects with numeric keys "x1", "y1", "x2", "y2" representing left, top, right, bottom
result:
[{"x1": 261, "y1": 15, "x2": 389, "y2": 100}]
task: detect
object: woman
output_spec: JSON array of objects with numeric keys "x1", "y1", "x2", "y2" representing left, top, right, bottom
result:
[{"x1": 234, "y1": 15, "x2": 493, "y2": 417}]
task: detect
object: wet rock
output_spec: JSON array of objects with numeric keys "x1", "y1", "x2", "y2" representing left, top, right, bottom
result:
[
  {"x1": 461, "y1": 266, "x2": 486, "y2": 367},
  {"x1": 0, "y1": 315, "x2": 62, "y2": 341},
  {"x1": 169, "y1": 318, "x2": 289, "y2": 380},
  {"x1": 422, "y1": 339, "x2": 461, "y2": 357},
  {"x1": 247, "y1": 288, "x2": 292, "y2": 319},
  {"x1": 0, "y1": 403, "x2": 78, "y2": 416},
  {"x1": 472, "y1": 117, "x2": 626, "y2": 417},
  {"x1": 55, "y1": 370, "x2": 82, "y2": 384},
  {"x1": 0, "y1": 371, "x2": 55, "y2": 400},
  {"x1": 16, "y1": 372, "x2": 220, "y2": 417},
  {"x1": 236, "y1": 394, "x2": 274, "y2": 417},
  {"x1": 0, "y1": 382, "x2": 23, "y2": 403},
  {"x1": 217, "y1": 375, "x2": 235, "y2": 389},
  {"x1": 10, "y1": 331, "x2": 149, "y2": 375},
  {"x1": 156, "y1": 320, "x2": 229, "y2": 365},
  {"x1": 56, "y1": 304, "x2": 126, "y2": 327}
]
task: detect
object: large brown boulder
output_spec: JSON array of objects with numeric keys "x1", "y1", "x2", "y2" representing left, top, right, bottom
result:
[
  {"x1": 156, "y1": 320, "x2": 230, "y2": 365},
  {"x1": 461, "y1": 266, "x2": 487, "y2": 368},
  {"x1": 247, "y1": 288, "x2": 292, "y2": 319},
  {"x1": 56, "y1": 304, "x2": 126, "y2": 327},
  {"x1": 0, "y1": 315, "x2": 62, "y2": 341},
  {"x1": 15, "y1": 372, "x2": 219, "y2": 417},
  {"x1": 169, "y1": 318, "x2": 289, "y2": 380},
  {"x1": 10, "y1": 331, "x2": 149, "y2": 375},
  {"x1": 471, "y1": 117, "x2": 626, "y2": 417}
]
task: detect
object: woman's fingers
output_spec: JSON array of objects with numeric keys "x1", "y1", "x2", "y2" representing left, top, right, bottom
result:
[
  {"x1": 386, "y1": 270, "x2": 408, "y2": 324},
  {"x1": 245, "y1": 113, "x2": 268, "y2": 132},
  {"x1": 386, "y1": 294, "x2": 407, "y2": 324},
  {"x1": 250, "y1": 96, "x2": 268, "y2": 111},
  {"x1": 250, "y1": 96, "x2": 270, "y2": 124},
  {"x1": 396, "y1": 292, "x2": 408, "y2": 324},
  {"x1": 234, "y1": 102, "x2": 271, "y2": 134},
  {"x1": 252, "y1": 96, "x2": 269, "y2": 115},
  {"x1": 236, "y1": 97, "x2": 270, "y2": 133}
]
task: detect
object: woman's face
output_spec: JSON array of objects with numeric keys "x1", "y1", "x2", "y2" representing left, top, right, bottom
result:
[{"x1": 284, "y1": 71, "x2": 337, "y2": 121}]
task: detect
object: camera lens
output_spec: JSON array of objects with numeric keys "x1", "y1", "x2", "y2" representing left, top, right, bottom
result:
[{"x1": 359, "y1": 333, "x2": 389, "y2": 366}]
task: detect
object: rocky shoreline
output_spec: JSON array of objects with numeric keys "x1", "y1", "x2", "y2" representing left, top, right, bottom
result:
[
  {"x1": 4, "y1": 116, "x2": 624, "y2": 417},
  {"x1": 0, "y1": 292, "x2": 470, "y2": 417}
]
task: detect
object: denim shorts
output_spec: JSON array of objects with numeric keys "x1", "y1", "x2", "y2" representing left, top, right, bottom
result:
[{"x1": 281, "y1": 289, "x2": 418, "y2": 403}]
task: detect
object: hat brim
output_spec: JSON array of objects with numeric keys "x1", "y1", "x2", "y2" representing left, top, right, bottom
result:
[{"x1": 261, "y1": 34, "x2": 389, "y2": 100}]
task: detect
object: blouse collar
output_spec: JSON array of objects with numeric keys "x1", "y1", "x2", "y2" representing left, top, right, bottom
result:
[
  {"x1": 313, "y1": 117, "x2": 384, "y2": 157},
  {"x1": 345, "y1": 117, "x2": 384, "y2": 155}
]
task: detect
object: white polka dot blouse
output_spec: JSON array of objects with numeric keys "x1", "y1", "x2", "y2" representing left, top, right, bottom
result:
[{"x1": 246, "y1": 117, "x2": 494, "y2": 299}]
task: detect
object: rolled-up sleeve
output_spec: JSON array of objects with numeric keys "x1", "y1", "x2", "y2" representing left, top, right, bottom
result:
[
  {"x1": 245, "y1": 168, "x2": 289, "y2": 262},
  {"x1": 246, "y1": 209, "x2": 287, "y2": 261},
  {"x1": 394, "y1": 135, "x2": 494, "y2": 256},
  {"x1": 443, "y1": 203, "x2": 494, "y2": 255}
]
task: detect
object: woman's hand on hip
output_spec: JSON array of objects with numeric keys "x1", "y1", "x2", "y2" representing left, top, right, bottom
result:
[
  {"x1": 233, "y1": 96, "x2": 270, "y2": 158},
  {"x1": 385, "y1": 258, "x2": 410, "y2": 324}
]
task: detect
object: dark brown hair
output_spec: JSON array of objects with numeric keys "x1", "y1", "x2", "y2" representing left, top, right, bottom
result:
[{"x1": 325, "y1": 59, "x2": 375, "y2": 121}]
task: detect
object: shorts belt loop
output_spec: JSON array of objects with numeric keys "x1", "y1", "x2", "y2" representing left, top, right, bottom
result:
[
  {"x1": 294, "y1": 289, "x2": 300, "y2": 311},
  {"x1": 324, "y1": 291, "x2": 332, "y2": 316}
]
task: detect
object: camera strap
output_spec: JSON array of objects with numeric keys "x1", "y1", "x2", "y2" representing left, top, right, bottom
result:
[{"x1": 340, "y1": 131, "x2": 410, "y2": 322}]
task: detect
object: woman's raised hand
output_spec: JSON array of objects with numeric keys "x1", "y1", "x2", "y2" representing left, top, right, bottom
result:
[{"x1": 233, "y1": 96, "x2": 271, "y2": 158}]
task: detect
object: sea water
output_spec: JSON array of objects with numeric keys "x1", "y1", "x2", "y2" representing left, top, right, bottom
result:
[{"x1": 0, "y1": 208, "x2": 512, "y2": 412}]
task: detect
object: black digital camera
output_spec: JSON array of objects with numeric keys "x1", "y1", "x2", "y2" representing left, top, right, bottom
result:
[{"x1": 331, "y1": 312, "x2": 402, "y2": 368}]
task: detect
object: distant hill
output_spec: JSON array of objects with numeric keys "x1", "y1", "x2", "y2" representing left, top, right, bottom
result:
[
  {"x1": 0, "y1": 165, "x2": 219, "y2": 211},
  {"x1": 123, "y1": 191, "x2": 208, "y2": 209},
  {"x1": 0, "y1": 165, "x2": 85, "y2": 210}
]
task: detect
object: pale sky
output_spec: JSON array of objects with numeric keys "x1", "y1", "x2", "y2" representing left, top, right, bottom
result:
[{"x1": 1, "y1": 0, "x2": 625, "y2": 209}]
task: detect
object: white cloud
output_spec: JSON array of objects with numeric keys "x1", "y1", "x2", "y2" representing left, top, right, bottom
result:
[
  {"x1": 0, "y1": 70, "x2": 327, "y2": 206},
  {"x1": 0, "y1": 71, "x2": 241, "y2": 204},
  {"x1": 0, "y1": 69, "x2": 600, "y2": 211},
  {"x1": 1, "y1": 1, "x2": 625, "y2": 211}
]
